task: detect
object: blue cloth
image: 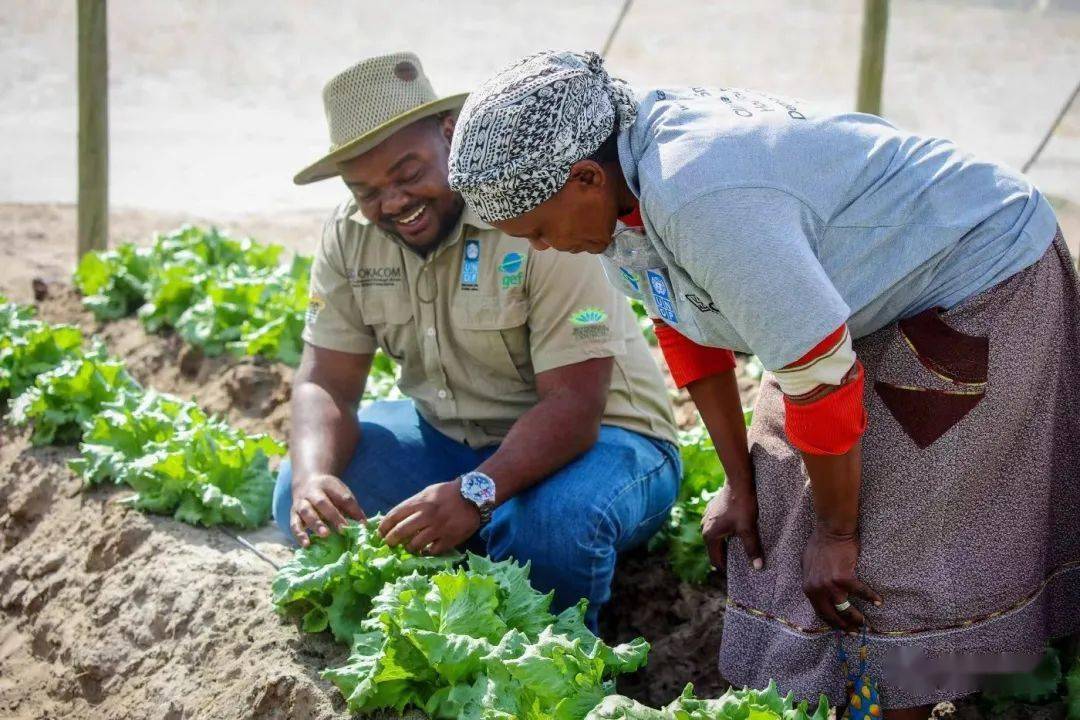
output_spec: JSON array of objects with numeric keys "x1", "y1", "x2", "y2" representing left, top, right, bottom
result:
[
  {"x1": 272, "y1": 399, "x2": 682, "y2": 629},
  {"x1": 609, "y1": 85, "x2": 1059, "y2": 369}
]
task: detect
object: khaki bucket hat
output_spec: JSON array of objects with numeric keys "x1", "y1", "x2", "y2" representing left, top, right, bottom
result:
[{"x1": 294, "y1": 51, "x2": 467, "y2": 185}]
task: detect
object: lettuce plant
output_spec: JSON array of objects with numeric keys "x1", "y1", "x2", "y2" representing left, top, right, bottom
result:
[
  {"x1": 70, "y1": 389, "x2": 285, "y2": 528},
  {"x1": 587, "y1": 682, "x2": 829, "y2": 720}
]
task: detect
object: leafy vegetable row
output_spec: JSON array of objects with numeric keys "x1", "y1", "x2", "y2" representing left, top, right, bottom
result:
[
  {"x1": 0, "y1": 297, "x2": 283, "y2": 528},
  {"x1": 589, "y1": 682, "x2": 829, "y2": 720},
  {"x1": 74, "y1": 225, "x2": 307, "y2": 364},
  {"x1": 271, "y1": 519, "x2": 648, "y2": 718},
  {"x1": 271, "y1": 518, "x2": 831, "y2": 719},
  {"x1": 73, "y1": 224, "x2": 401, "y2": 397}
]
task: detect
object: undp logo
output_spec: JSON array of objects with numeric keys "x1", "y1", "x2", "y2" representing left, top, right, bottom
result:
[{"x1": 499, "y1": 252, "x2": 524, "y2": 275}]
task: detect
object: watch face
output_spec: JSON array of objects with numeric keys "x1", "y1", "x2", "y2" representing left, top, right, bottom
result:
[{"x1": 461, "y1": 473, "x2": 496, "y2": 506}]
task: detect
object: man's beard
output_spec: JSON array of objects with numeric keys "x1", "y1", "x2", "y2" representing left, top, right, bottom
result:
[{"x1": 383, "y1": 196, "x2": 465, "y2": 257}]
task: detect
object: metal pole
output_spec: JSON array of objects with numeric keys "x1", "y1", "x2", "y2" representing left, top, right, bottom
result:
[
  {"x1": 856, "y1": 0, "x2": 889, "y2": 115},
  {"x1": 78, "y1": 0, "x2": 109, "y2": 259}
]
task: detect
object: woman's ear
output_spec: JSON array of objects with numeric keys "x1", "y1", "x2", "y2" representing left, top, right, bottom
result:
[{"x1": 568, "y1": 159, "x2": 606, "y2": 189}]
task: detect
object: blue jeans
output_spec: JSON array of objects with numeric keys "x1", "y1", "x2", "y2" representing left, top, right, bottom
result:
[{"x1": 273, "y1": 400, "x2": 681, "y2": 629}]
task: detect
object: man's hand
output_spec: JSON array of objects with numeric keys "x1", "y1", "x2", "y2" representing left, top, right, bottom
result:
[
  {"x1": 801, "y1": 528, "x2": 882, "y2": 632},
  {"x1": 702, "y1": 482, "x2": 765, "y2": 572},
  {"x1": 379, "y1": 479, "x2": 480, "y2": 555},
  {"x1": 290, "y1": 473, "x2": 366, "y2": 547}
]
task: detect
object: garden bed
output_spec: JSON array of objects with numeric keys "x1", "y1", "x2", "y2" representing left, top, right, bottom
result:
[{"x1": 0, "y1": 209, "x2": 1071, "y2": 719}]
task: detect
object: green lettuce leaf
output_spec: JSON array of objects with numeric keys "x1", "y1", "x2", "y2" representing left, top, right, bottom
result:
[
  {"x1": 586, "y1": 682, "x2": 831, "y2": 720},
  {"x1": 69, "y1": 388, "x2": 284, "y2": 529},
  {"x1": 0, "y1": 320, "x2": 84, "y2": 402},
  {"x1": 315, "y1": 553, "x2": 649, "y2": 719},
  {"x1": 271, "y1": 520, "x2": 460, "y2": 645},
  {"x1": 6, "y1": 347, "x2": 140, "y2": 445}
]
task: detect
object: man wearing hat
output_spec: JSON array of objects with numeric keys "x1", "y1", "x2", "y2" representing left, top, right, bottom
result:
[{"x1": 274, "y1": 52, "x2": 682, "y2": 627}]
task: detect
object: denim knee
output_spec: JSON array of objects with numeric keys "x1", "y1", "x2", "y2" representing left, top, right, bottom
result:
[{"x1": 271, "y1": 458, "x2": 294, "y2": 541}]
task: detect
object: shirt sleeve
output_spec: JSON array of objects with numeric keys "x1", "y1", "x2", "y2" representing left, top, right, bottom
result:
[
  {"x1": 664, "y1": 187, "x2": 850, "y2": 370},
  {"x1": 653, "y1": 319, "x2": 736, "y2": 388},
  {"x1": 301, "y1": 212, "x2": 378, "y2": 355},
  {"x1": 523, "y1": 249, "x2": 630, "y2": 374}
]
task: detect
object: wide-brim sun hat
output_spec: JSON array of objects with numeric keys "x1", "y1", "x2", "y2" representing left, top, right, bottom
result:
[{"x1": 294, "y1": 51, "x2": 468, "y2": 185}]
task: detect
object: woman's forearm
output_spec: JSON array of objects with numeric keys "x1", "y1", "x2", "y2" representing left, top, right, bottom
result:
[
  {"x1": 801, "y1": 443, "x2": 862, "y2": 536},
  {"x1": 686, "y1": 369, "x2": 754, "y2": 492}
]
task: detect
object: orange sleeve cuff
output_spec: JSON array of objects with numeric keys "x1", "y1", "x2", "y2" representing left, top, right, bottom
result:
[
  {"x1": 783, "y1": 361, "x2": 868, "y2": 455},
  {"x1": 653, "y1": 320, "x2": 737, "y2": 388}
]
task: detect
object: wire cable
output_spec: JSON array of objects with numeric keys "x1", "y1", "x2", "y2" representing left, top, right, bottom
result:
[
  {"x1": 1022, "y1": 78, "x2": 1080, "y2": 174},
  {"x1": 600, "y1": 0, "x2": 634, "y2": 57}
]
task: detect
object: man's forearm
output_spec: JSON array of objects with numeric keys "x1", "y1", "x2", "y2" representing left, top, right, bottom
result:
[
  {"x1": 290, "y1": 379, "x2": 361, "y2": 481},
  {"x1": 801, "y1": 443, "x2": 862, "y2": 536},
  {"x1": 475, "y1": 392, "x2": 601, "y2": 505},
  {"x1": 686, "y1": 369, "x2": 754, "y2": 492}
]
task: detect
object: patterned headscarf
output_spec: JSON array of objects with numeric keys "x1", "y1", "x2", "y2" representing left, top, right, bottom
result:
[{"x1": 448, "y1": 50, "x2": 638, "y2": 223}]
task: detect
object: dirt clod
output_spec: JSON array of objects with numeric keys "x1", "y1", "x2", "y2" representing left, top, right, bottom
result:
[{"x1": 31, "y1": 277, "x2": 48, "y2": 301}]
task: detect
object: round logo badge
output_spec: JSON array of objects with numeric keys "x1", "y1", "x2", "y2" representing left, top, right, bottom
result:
[
  {"x1": 466, "y1": 244, "x2": 480, "y2": 260},
  {"x1": 499, "y1": 252, "x2": 523, "y2": 275}
]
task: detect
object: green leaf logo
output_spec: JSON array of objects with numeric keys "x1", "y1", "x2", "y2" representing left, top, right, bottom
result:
[{"x1": 570, "y1": 307, "x2": 608, "y2": 326}]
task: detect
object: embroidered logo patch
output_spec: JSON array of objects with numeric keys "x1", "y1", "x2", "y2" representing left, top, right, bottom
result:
[
  {"x1": 570, "y1": 307, "x2": 608, "y2": 326},
  {"x1": 348, "y1": 266, "x2": 403, "y2": 288},
  {"x1": 499, "y1": 251, "x2": 524, "y2": 289},
  {"x1": 570, "y1": 307, "x2": 610, "y2": 340},
  {"x1": 461, "y1": 239, "x2": 480, "y2": 290},
  {"x1": 305, "y1": 293, "x2": 325, "y2": 325},
  {"x1": 646, "y1": 269, "x2": 678, "y2": 324}
]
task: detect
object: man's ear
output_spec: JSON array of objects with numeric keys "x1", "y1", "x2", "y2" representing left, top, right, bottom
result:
[
  {"x1": 568, "y1": 159, "x2": 606, "y2": 189},
  {"x1": 440, "y1": 113, "x2": 457, "y2": 144}
]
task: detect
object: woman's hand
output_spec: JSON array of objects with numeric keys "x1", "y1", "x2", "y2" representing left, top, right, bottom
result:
[
  {"x1": 701, "y1": 482, "x2": 765, "y2": 572},
  {"x1": 801, "y1": 528, "x2": 882, "y2": 631}
]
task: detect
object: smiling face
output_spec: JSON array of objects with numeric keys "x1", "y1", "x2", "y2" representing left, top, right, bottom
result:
[
  {"x1": 338, "y1": 115, "x2": 464, "y2": 255},
  {"x1": 490, "y1": 159, "x2": 625, "y2": 255}
]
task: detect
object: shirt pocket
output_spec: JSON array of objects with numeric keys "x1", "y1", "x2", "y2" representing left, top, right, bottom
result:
[
  {"x1": 450, "y1": 296, "x2": 533, "y2": 388},
  {"x1": 355, "y1": 291, "x2": 417, "y2": 362}
]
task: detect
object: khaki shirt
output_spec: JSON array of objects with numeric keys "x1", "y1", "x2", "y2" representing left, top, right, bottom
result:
[{"x1": 303, "y1": 198, "x2": 678, "y2": 448}]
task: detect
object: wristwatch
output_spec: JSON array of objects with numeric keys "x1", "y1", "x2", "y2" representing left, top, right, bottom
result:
[{"x1": 459, "y1": 471, "x2": 497, "y2": 526}]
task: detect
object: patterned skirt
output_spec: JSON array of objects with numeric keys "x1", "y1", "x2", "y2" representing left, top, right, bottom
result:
[{"x1": 719, "y1": 231, "x2": 1080, "y2": 709}]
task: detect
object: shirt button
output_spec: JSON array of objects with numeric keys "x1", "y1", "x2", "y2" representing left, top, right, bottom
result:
[
  {"x1": 437, "y1": 389, "x2": 448, "y2": 399},
  {"x1": 426, "y1": 327, "x2": 436, "y2": 337}
]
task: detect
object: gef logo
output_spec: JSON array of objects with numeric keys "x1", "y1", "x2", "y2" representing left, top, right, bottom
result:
[{"x1": 499, "y1": 252, "x2": 524, "y2": 289}]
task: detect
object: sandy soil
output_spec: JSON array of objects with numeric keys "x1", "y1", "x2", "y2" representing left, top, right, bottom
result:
[
  {"x1": 0, "y1": 283, "x2": 350, "y2": 719},
  {"x1": 0, "y1": 204, "x2": 1069, "y2": 719}
]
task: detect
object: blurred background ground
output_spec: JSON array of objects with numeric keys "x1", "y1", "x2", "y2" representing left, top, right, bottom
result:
[
  {"x1": 0, "y1": 5, "x2": 1077, "y2": 716},
  {"x1": 0, "y1": 0, "x2": 1077, "y2": 286}
]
